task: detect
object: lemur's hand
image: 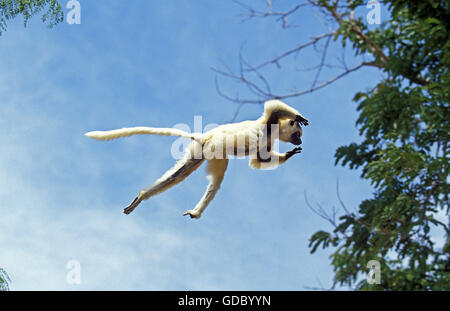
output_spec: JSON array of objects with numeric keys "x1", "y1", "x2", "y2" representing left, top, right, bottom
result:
[
  {"x1": 286, "y1": 147, "x2": 302, "y2": 160},
  {"x1": 295, "y1": 115, "x2": 309, "y2": 126}
]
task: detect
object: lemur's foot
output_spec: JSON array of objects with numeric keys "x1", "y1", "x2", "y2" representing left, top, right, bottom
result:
[
  {"x1": 286, "y1": 147, "x2": 302, "y2": 159},
  {"x1": 124, "y1": 196, "x2": 141, "y2": 215},
  {"x1": 183, "y1": 210, "x2": 201, "y2": 219}
]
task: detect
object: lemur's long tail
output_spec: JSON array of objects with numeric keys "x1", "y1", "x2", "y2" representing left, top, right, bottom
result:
[{"x1": 85, "y1": 127, "x2": 202, "y2": 142}]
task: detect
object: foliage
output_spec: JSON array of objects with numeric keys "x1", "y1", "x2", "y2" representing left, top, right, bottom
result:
[
  {"x1": 0, "y1": 0, "x2": 63, "y2": 35},
  {"x1": 0, "y1": 268, "x2": 10, "y2": 291},
  {"x1": 309, "y1": 0, "x2": 449, "y2": 290}
]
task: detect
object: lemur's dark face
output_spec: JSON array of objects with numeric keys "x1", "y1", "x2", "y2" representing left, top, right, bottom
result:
[
  {"x1": 290, "y1": 123, "x2": 302, "y2": 145},
  {"x1": 279, "y1": 119, "x2": 303, "y2": 145}
]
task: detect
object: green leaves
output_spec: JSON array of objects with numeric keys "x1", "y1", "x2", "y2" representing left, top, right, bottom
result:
[
  {"x1": 309, "y1": 0, "x2": 450, "y2": 290},
  {"x1": 309, "y1": 231, "x2": 331, "y2": 254},
  {"x1": 366, "y1": 143, "x2": 426, "y2": 187},
  {"x1": 309, "y1": 231, "x2": 338, "y2": 254},
  {"x1": 0, "y1": 0, "x2": 63, "y2": 35},
  {"x1": 0, "y1": 268, "x2": 10, "y2": 291}
]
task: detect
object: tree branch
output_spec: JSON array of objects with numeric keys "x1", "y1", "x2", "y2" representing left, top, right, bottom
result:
[
  {"x1": 249, "y1": 32, "x2": 335, "y2": 71},
  {"x1": 323, "y1": 2, "x2": 429, "y2": 86},
  {"x1": 233, "y1": 0, "x2": 311, "y2": 28}
]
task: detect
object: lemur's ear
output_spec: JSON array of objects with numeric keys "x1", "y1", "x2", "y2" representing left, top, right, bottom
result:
[{"x1": 295, "y1": 115, "x2": 309, "y2": 126}]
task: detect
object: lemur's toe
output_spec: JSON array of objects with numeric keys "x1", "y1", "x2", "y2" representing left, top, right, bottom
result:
[
  {"x1": 124, "y1": 196, "x2": 140, "y2": 215},
  {"x1": 124, "y1": 205, "x2": 135, "y2": 214},
  {"x1": 183, "y1": 210, "x2": 200, "y2": 219},
  {"x1": 123, "y1": 208, "x2": 132, "y2": 214}
]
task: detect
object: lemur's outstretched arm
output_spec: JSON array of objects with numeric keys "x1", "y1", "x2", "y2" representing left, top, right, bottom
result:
[{"x1": 249, "y1": 147, "x2": 302, "y2": 170}]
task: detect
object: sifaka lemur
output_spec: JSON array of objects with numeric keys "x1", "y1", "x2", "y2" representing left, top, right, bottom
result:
[{"x1": 85, "y1": 100, "x2": 308, "y2": 219}]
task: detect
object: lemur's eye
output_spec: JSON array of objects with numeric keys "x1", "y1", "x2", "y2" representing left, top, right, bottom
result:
[{"x1": 289, "y1": 120, "x2": 295, "y2": 126}]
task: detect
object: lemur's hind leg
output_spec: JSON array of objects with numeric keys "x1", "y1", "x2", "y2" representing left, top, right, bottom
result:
[
  {"x1": 124, "y1": 146, "x2": 205, "y2": 214},
  {"x1": 183, "y1": 158, "x2": 229, "y2": 219}
]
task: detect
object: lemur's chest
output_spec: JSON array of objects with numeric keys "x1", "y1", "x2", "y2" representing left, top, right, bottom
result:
[{"x1": 203, "y1": 122, "x2": 272, "y2": 157}]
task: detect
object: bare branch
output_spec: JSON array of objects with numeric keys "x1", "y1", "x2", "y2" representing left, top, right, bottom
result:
[
  {"x1": 211, "y1": 66, "x2": 271, "y2": 101},
  {"x1": 216, "y1": 0, "x2": 428, "y2": 111},
  {"x1": 336, "y1": 178, "x2": 351, "y2": 215},
  {"x1": 321, "y1": 2, "x2": 429, "y2": 86},
  {"x1": 248, "y1": 32, "x2": 335, "y2": 71},
  {"x1": 233, "y1": 0, "x2": 312, "y2": 28},
  {"x1": 311, "y1": 35, "x2": 332, "y2": 89},
  {"x1": 304, "y1": 191, "x2": 338, "y2": 227},
  {"x1": 229, "y1": 103, "x2": 245, "y2": 122},
  {"x1": 277, "y1": 62, "x2": 366, "y2": 98},
  {"x1": 238, "y1": 44, "x2": 272, "y2": 95},
  {"x1": 221, "y1": 0, "x2": 428, "y2": 114},
  {"x1": 304, "y1": 285, "x2": 337, "y2": 291},
  {"x1": 213, "y1": 58, "x2": 368, "y2": 105},
  {"x1": 295, "y1": 63, "x2": 344, "y2": 72},
  {"x1": 326, "y1": 5, "x2": 389, "y2": 66},
  {"x1": 213, "y1": 74, "x2": 263, "y2": 104}
]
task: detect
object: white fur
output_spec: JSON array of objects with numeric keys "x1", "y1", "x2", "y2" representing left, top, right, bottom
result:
[
  {"x1": 85, "y1": 126, "x2": 202, "y2": 142},
  {"x1": 85, "y1": 99, "x2": 307, "y2": 219}
]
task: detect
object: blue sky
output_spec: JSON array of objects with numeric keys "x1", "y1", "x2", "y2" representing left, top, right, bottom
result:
[{"x1": 0, "y1": 0, "x2": 385, "y2": 290}]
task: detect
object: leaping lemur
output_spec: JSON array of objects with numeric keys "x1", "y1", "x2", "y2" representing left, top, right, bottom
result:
[{"x1": 85, "y1": 100, "x2": 308, "y2": 219}]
